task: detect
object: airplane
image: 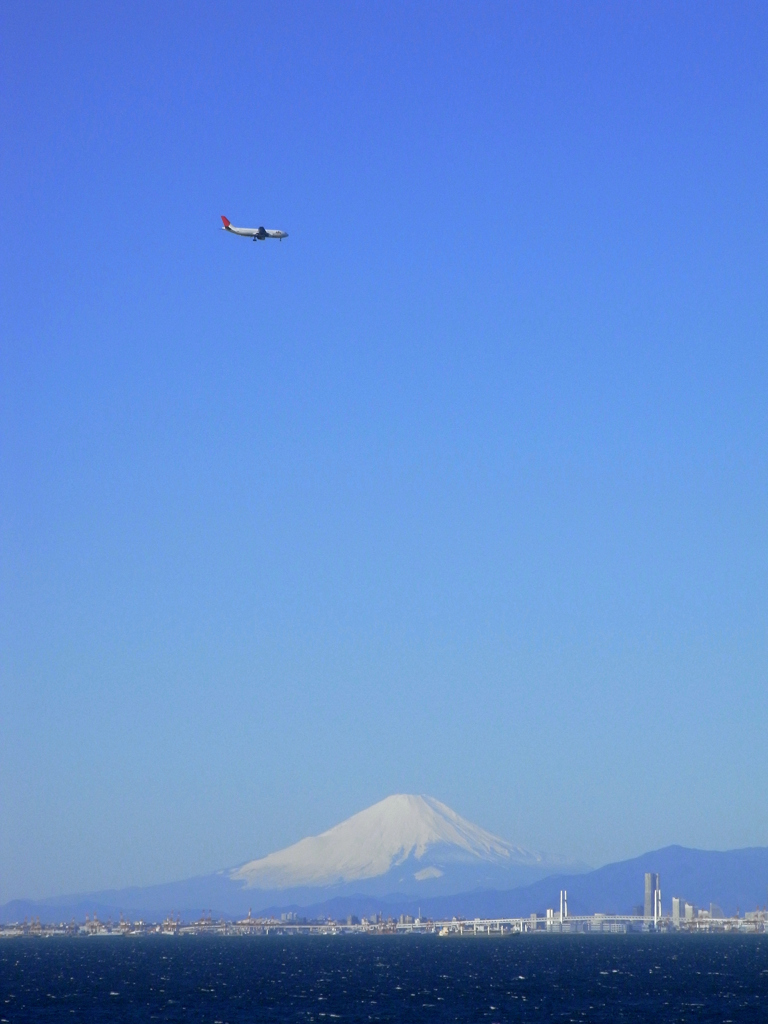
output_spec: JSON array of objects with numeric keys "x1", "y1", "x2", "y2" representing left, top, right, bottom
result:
[{"x1": 221, "y1": 216, "x2": 288, "y2": 241}]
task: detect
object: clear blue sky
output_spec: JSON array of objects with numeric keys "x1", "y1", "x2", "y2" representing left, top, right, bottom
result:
[{"x1": 2, "y1": 1, "x2": 768, "y2": 902}]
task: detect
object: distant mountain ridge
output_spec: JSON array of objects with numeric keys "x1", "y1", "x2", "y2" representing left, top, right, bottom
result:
[
  {"x1": 276, "y1": 845, "x2": 768, "y2": 922},
  {"x1": 5, "y1": 796, "x2": 767, "y2": 924},
  {"x1": 231, "y1": 795, "x2": 555, "y2": 892},
  {"x1": 4, "y1": 845, "x2": 768, "y2": 924},
  {"x1": 0, "y1": 794, "x2": 579, "y2": 922}
]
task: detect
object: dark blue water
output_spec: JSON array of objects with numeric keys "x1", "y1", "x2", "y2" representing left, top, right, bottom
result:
[{"x1": 1, "y1": 935, "x2": 767, "y2": 1022}]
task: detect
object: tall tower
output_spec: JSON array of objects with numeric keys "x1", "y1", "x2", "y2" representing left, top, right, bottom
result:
[{"x1": 644, "y1": 872, "x2": 660, "y2": 919}]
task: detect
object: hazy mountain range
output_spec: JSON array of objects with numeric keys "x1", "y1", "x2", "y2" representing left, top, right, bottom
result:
[
  {"x1": 2, "y1": 795, "x2": 766, "y2": 923},
  {"x1": 229, "y1": 794, "x2": 574, "y2": 897}
]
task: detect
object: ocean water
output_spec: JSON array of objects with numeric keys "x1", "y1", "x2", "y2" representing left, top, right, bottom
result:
[{"x1": 1, "y1": 934, "x2": 767, "y2": 1023}]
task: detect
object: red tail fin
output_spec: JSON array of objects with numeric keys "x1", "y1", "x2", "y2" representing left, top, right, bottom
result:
[{"x1": 221, "y1": 216, "x2": 231, "y2": 227}]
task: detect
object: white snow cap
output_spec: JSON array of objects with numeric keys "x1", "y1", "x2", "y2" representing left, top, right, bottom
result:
[{"x1": 231, "y1": 794, "x2": 542, "y2": 890}]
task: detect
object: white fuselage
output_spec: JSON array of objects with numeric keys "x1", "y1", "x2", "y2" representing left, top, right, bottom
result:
[{"x1": 221, "y1": 217, "x2": 288, "y2": 241}]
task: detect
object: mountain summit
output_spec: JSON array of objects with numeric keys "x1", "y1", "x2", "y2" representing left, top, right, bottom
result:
[
  {"x1": 0, "y1": 795, "x2": 585, "y2": 922},
  {"x1": 231, "y1": 794, "x2": 543, "y2": 891}
]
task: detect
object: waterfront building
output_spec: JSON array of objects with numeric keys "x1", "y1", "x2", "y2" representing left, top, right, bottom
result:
[{"x1": 644, "y1": 872, "x2": 660, "y2": 920}]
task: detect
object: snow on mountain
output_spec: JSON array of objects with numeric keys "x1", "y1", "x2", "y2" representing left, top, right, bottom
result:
[
  {"x1": 231, "y1": 794, "x2": 544, "y2": 890},
  {"x1": 0, "y1": 795, "x2": 590, "y2": 922}
]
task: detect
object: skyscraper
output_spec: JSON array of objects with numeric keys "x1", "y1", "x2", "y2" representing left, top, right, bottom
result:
[
  {"x1": 672, "y1": 896, "x2": 682, "y2": 925},
  {"x1": 644, "y1": 872, "x2": 660, "y2": 919}
]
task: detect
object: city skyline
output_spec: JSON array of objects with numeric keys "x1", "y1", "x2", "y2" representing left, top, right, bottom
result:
[{"x1": 3, "y1": 792, "x2": 767, "y2": 926}]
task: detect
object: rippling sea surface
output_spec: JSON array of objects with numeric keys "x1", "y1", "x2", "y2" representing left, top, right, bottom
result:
[{"x1": 2, "y1": 935, "x2": 768, "y2": 1023}]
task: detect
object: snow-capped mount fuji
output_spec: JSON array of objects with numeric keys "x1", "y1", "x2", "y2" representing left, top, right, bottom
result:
[
  {"x1": 0, "y1": 795, "x2": 586, "y2": 923},
  {"x1": 229, "y1": 794, "x2": 573, "y2": 900}
]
